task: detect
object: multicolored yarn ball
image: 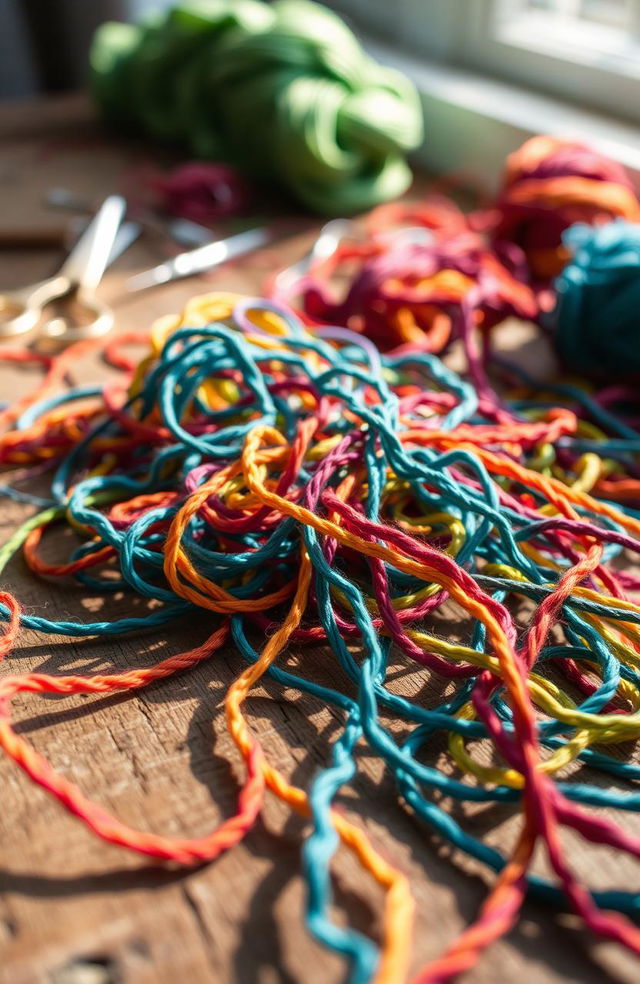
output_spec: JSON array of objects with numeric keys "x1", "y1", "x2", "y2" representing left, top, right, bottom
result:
[
  {"x1": 492, "y1": 135, "x2": 640, "y2": 280},
  {"x1": 90, "y1": 0, "x2": 424, "y2": 213},
  {"x1": 552, "y1": 219, "x2": 640, "y2": 379},
  {"x1": 2, "y1": 289, "x2": 640, "y2": 982}
]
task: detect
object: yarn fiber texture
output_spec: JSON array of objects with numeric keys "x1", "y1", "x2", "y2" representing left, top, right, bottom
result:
[
  {"x1": 493, "y1": 135, "x2": 640, "y2": 279},
  {"x1": 553, "y1": 220, "x2": 640, "y2": 379},
  {"x1": 4, "y1": 292, "x2": 640, "y2": 981},
  {"x1": 5, "y1": 129, "x2": 640, "y2": 981},
  {"x1": 291, "y1": 230, "x2": 537, "y2": 353},
  {"x1": 274, "y1": 135, "x2": 640, "y2": 379},
  {"x1": 90, "y1": 0, "x2": 424, "y2": 214}
]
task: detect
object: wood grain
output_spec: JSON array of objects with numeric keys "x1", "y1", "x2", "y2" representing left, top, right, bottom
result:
[{"x1": 0, "y1": 94, "x2": 637, "y2": 984}]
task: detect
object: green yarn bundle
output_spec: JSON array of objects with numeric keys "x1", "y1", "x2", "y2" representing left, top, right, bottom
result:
[{"x1": 90, "y1": 0, "x2": 424, "y2": 213}]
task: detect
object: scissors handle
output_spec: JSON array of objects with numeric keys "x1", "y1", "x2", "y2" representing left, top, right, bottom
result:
[
  {"x1": 0, "y1": 277, "x2": 115, "y2": 341},
  {"x1": 41, "y1": 290, "x2": 115, "y2": 342},
  {"x1": 0, "y1": 195, "x2": 125, "y2": 341},
  {"x1": 0, "y1": 277, "x2": 69, "y2": 338}
]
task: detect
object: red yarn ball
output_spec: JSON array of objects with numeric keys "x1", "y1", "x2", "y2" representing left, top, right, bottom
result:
[{"x1": 152, "y1": 162, "x2": 252, "y2": 224}]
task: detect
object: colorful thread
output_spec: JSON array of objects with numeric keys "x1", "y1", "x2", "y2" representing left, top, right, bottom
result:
[
  {"x1": 493, "y1": 135, "x2": 640, "y2": 279},
  {"x1": 1, "y1": 285, "x2": 640, "y2": 981},
  {"x1": 272, "y1": 137, "x2": 640, "y2": 383}
]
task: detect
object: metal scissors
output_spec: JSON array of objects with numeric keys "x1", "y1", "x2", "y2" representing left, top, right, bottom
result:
[
  {"x1": 0, "y1": 195, "x2": 126, "y2": 343},
  {"x1": 0, "y1": 200, "x2": 273, "y2": 344},
  {"x1": 124, "y1": 225, "x2": 273, "y2": 293}
]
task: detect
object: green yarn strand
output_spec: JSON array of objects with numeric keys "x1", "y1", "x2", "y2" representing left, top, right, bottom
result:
[{"x1": 90, "y1": 0, "x2": 424, "y2": 213}]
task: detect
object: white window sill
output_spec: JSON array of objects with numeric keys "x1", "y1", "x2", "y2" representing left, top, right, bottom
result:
[{"x1": 365, "y1": 37, "x2": 640, "y2": 192}]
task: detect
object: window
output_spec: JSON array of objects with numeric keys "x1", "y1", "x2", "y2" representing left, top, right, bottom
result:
[
  {"x1": 509, "y1": 0, "x2": 636, "y2": 31},
  {"x1": 466, "y1": 0, "x2": 640, "y2": 121},
  {"x1": 326, "y1": 0, "x2": 640, "y2": 125}
]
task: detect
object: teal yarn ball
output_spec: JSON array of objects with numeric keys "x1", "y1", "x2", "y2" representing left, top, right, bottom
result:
[
  {"x1": 90, "y1": 0, "x2": 424, "y2": 214},
  {"x1": 553, "y1": 220, "x2": 640, "y2": 378}
]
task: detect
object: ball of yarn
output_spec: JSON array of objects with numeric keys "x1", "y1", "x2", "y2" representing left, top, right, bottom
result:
[
  {"x1": 493, "y1": 135, "x2": 640, "y2": 280},
  {"x1": 151, "y1": 161, "x2": 252, "y2": 223},
  {"x1": 553, "y1": 220, "x2": 640, "y2": 378},
  {"x1": 90, "y1": 0, "x2": 424, "y2": 214}
]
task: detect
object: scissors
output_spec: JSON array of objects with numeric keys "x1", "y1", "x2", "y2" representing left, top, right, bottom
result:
[
  {"x1": 0, "y1": 199, "x2": 273, "y2": 344},
  {"x1": 0, "y1": 195, "x2": 126, "y2": 343},
  {"x1": 124, "y1": 225, "x2": 273, "y2": 292}
]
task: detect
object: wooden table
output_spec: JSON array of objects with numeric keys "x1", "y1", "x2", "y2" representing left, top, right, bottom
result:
[{"x1": 0, "y1": 94, "x2": 636, "y2": 984}]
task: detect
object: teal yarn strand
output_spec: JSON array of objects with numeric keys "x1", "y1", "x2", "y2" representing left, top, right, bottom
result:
[
  {"x1": 89, "y1": 0, "x2": 424, "y2": 213},
  {"x1": 553, "y1": 220, "x2": 640, "y2": 378}
]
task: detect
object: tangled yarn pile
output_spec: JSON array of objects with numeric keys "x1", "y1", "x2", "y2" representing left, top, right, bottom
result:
[
  {"x1": 2, "y1": 289, "x2": 640, "y2": 982},
  {"x1": 90, "y1": 0, "x2": 423, "y2": 213},
  {"x1": 284, "y1": 225, "x2": 537, "y2": 356},
  {"x1": 274, "y1": 137, "x2": 640, "y2": 380}
]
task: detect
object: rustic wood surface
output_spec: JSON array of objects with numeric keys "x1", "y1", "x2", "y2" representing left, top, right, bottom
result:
[{"x1": 0, "y1": 94, "x2": 638, "y2": 984}]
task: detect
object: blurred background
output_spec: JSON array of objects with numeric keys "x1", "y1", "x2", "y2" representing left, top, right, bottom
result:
[
  {"x1": 0, "y1": 1, "x2": 170, "y2": 98},
  {"x1": 2, "y1": 0, "x2": 639, "y2": 129}
]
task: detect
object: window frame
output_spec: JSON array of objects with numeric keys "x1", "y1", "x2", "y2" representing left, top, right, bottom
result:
[
  {"x1": 326, "y1": 0, "x2": 640, "y2": 126},
  {"x1": 460, "y1": 0, "x2": 640, "y2": 124}
]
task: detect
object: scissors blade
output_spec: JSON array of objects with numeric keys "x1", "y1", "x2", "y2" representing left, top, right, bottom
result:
[
  {"x1": 108, "y1": 220, "x2": 142, "y2": 265},
  {"x1": 59, "y1": 195, "x2": 126, "y2": 289},
  {"x1": 125, "y1": 226, "x2": 272, "y2": 293}
]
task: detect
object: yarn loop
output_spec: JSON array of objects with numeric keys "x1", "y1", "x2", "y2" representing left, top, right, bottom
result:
[{"x1": 2, "y1": 288, "x2": 640, "y2": 980}]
